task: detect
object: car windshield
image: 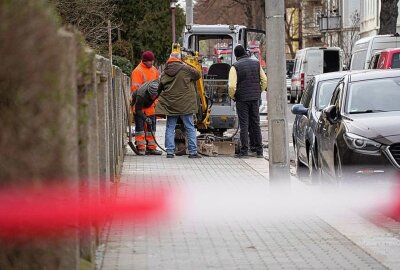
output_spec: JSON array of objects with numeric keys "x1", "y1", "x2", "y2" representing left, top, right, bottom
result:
[
  {"x1": 346, "y1": 77, "x2": 400, "y2": 114},
  {"x1": 316, "y1": 79, "x2": 339, "y2": 110}
]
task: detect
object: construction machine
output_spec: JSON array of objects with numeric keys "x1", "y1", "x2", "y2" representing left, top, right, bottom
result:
[{"x1": 172, "y1": 24, "x2": 266, "y2": 156}]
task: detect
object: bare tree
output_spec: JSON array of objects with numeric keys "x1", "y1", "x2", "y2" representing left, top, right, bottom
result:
[
  {"x1": 51, "y1": 0, "x2": 121, "y2": 48},
  {"x1": 229, "y1": 0, "x2": 265, "y2": 29},
  {"x1": 379, "y1": 0, "x2": 399, "y2": 35},
  {"x1": 285, "y1": 7, "x2": 299, "y2": 58},
  {"x1": 342, "y1": 10, "x2": 360, "y2": 67}
]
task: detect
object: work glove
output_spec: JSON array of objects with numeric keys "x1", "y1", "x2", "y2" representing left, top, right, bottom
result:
[{"x1": 145, "y1": 117, "x2": 153, "y2": 125}]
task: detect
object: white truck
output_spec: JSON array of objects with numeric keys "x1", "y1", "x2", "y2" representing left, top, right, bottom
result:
[
  {"x1": 350, "y1": 34, "x2": 400, "y2": 70},
  {"x1": 290, "y1": 47, "x2": 344, "y2": 103}
]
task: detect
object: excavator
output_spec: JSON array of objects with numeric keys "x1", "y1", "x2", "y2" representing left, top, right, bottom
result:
[{"x1": 170, "y1": 24, "x2": 266, "y2": 156}]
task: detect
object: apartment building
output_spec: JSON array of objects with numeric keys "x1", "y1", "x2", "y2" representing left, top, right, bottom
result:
[{"x1": 360, "y1": 0, "x2": 400, "y2": 37}]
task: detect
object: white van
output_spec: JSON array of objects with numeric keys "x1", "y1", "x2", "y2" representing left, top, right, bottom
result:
[
  {"x1": 350, "y1": 34, "x2": 400, "y2": 70},
  {"x1": 290, "y1": 47, "x2": 343, "y2": 103}
]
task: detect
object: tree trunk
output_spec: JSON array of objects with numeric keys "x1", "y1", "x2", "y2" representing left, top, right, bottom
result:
[{"x1": 379, "y1": 0, "x2": 399, "y2": 35}]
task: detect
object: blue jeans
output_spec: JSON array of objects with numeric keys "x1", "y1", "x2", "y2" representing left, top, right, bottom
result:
[{"x1": 165, "y1": 114, "x2": 197, "y2": 155}]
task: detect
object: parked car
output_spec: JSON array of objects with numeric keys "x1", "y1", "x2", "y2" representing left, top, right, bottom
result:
[
  {"x1": 350, "y1": 34, "x2": 400, "y2": 70},
  {"x1": 316, "y1": 69, "x2": 400, "y2": 181},
  {"x1": 286, "y1": 59, "x2": 294, "y2": 100},
  {"x1": 367, "y1": 50, "x2": 382, "y2": 69},
  {"x1": 290, "y1": 47, "x2": 344, "y2": 104},
  {"x1": 376, "y1": 47, "x2": 400, "y2": 69},
  {"x1": 291, "y1": 71, "x2": 349, "y2": 182}
]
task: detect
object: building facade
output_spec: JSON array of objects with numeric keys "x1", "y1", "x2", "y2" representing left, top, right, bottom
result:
[{"x1": 360, "y1": 0, "x2": 400, "y2": 37}]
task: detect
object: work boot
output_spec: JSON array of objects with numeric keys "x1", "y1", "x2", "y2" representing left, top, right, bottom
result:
[
  {"x1": 166, "y1": 153, "x2": 175, "y2": 158},
  {"x1": 256, "y1": 151, "x2": 264, "y2": 158},
  {"x1": 146, "y1": 149, "x2": 162, "y2": 155},
  {"x1": 234, "y1": 152, "x2": 248, "y2": 158},
  {"x1": 249, "y1": 150, "x2": 257, "y2": 157}
]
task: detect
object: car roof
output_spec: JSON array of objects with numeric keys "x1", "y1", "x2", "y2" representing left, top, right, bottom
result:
[
  {"x1": 355, "y1": 34, "x2": 399, "y2": 44},
  {"x1": 348, "y1": 69, "x2": 400, "y2": 82},
  {"x1": 313, "y1": 71, "x2": 350, "y2": 82},
  {"x1": 381, "y1": 47, "x2": 400, "y2": 53}
]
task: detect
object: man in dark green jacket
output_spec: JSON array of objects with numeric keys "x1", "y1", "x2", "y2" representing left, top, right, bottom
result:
[{"x1": 156, "y1": 52, "x2": 201, "y2": 158}]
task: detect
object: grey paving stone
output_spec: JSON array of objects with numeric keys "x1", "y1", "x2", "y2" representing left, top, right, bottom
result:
[{"x1": 96, "y1": 122, "x2": 390, "y2": 270}]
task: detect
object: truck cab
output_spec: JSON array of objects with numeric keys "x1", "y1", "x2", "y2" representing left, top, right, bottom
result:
[{"x1": 376, "y1": 48, "x2": 400, "y2": 69}]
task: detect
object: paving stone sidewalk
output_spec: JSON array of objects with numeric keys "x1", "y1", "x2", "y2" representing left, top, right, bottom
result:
[{"x1": 96, "y1": 121, "x2": 399, "y2": 270}]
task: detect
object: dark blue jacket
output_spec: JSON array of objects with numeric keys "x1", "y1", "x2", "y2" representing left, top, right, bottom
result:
[{"x1": 233, "y1": 56, "x2": 261, "y2": 102}]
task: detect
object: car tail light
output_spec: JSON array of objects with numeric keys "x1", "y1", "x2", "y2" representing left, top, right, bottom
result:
[{"x1": 300, "y1": 73, "x2": 305, "y2": 91}]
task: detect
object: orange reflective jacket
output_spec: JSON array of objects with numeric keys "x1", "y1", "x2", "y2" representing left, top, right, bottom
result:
[{"x1": 131, "y1": 62, "x2": 159, "y2": 115}]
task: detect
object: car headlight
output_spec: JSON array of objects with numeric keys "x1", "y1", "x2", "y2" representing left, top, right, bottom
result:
[{"x1": 343, "y1": 133, "x2": 382, "y2": 155}]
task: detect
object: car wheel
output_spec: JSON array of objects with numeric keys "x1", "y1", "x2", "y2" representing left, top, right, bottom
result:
[{"x1": 308, "y1": 148, "x2": 321, "y2": 185}]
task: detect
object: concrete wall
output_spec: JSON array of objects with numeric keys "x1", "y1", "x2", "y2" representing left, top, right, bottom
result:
[{"x1": 0, "y1": 1, "x2": 130, "y2": 269}]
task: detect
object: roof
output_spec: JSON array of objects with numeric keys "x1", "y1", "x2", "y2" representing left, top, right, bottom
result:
[
  {"x1": 380, "y1": 47, "x2": 400, "y2": 53},
  {"x1": 297, "y1": 46, "x2": 342, "y2": 52},
  {"x1": 355, "y1": 34, "x2": 400, "y2": 44},
  {"x1": 348, "y1": 69, "x2": 400, "y2": 82},
  {"x1": 313, "y1": 71, "x2": 350, "y2": 82},
  {"x1": 185, "y1": 24, "x2": 246, "y2": 34}
]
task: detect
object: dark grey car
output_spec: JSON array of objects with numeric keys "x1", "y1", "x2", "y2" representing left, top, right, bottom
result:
[
  {"x1": 317, "y1": 69, "x2": 400, "y2": 181},
  {"x1": 291, "y1": 71, "x2": 349, "y2": 182}
]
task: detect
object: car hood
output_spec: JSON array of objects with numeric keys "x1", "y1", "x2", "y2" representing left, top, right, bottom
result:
[{"x1": 344, "y1": 111, "x2": 400, "y2": 145}]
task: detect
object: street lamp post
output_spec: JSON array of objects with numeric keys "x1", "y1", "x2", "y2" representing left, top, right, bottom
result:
[{"x1": 170, "y1": 0, "x2": 177, "y2": 43}]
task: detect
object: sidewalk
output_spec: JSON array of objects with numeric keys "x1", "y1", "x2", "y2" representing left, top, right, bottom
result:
[{"x1": 96, "y1": 121, "x2": 400, "y2": 270}]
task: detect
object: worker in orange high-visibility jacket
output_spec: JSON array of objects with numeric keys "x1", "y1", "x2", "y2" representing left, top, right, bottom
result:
[{"x1": 131, "y1": 51, "x2": 160, "y2": 155}]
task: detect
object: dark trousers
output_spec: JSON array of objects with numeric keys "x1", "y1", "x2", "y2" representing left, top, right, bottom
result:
[
  {"x1": 134, "y1": 114, "x2": 156, "y2": 133},
  {"x1": 236, "y1": 100, "x2": 263, "y2": 154},
  {"x1": 249, "y1": 99, "x2": 261, "y2": 151}
]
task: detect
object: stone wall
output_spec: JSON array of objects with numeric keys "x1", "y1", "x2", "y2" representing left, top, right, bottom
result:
[{"x1": 0, "y1": 1, "x2": 130, "y2": 269}]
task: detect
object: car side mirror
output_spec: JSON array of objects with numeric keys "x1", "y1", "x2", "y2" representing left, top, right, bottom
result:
[
  {"x1": 323, "y1": 105, "x2": 340, "y2": 124},
  {"x1": 291, "y1": 104, "x2": 308, "y2": 115}
]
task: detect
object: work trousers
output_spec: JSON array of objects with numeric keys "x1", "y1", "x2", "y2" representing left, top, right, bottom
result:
[
  {"x1": 236, "y1": 100, "x2": 263, "y2": 155},
  {"x1": 134, "y1": 114, "x2": 157, "y2": 151}
]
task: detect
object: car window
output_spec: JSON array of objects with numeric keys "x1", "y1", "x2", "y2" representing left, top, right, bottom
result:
[
  {"x1": 368, "y1": 53, "x2": 380, "y2": 69},
  {"x1": 346, "y1": 77, "x2": 400, "y2": 114},
  {"x1": 300, "y1": 78, "x2": 314, "y2": 107},
  {"x1": 330, "y1": 81, "x2": 343, "y2": 106},
  {"x1": 391, "y1": 53, "x2": 400, "y2": 68},
  {"x1": 294, "y1": 55, "x2": 302, "y2": 73},
  {"x1": 350, "y1": 50, "x2": 367, "y2": 70},
  {"x1": 316, "y1": 79, "x2": 340, "y2": 110},
  {"x1": 286, "y1": 60, "x2": 294, "y2": 77}
]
